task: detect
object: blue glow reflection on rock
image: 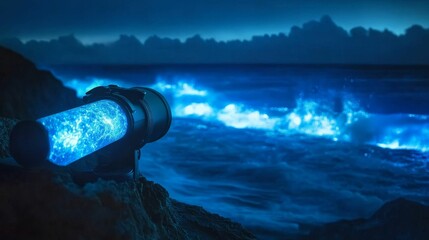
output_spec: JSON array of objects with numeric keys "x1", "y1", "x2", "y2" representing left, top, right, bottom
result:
[{"x1": 38, "y1": 100, "x2": 128, "y2": 166}]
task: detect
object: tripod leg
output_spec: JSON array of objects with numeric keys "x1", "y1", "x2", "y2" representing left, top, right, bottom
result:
[{"x1": 133, "y1": 149, "x2": 141, "y2": 180}]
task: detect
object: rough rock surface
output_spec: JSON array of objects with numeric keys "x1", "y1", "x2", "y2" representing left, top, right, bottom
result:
[
  {"x1": 0, "y1": 117, "x2": 18, "y2": 159},
  {"x1": 302, "y1": 198, "x2": 429, "y2": 240},
  {"x1": 0, "y1": 46, "x2": 255, "y2": 240},
  {"x1": 0, "y1": 166, "x2": 255, "y2": 240},
  {"x1": 0, "y1": 46, "x2": 80, "y2": 120}
]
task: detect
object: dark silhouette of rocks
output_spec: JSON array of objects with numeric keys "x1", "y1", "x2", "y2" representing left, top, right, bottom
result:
[
  {"x1": 0, "y1": 167, "x2": 255, "y2": 240},
  {"x1": 0, "y1": 118, "x2": 18, "y2": 159},
  {"x1": 0, "y1": 46, "x2": 80, "y2": 119},
  {"x1": 0, "y1": 47, "x2": 256, "y2": 240},
  {"x1": 302, "y1": 198, "x2": 429, "y2": 240},
  {"x1": 1, "y1": 16, "x2": 428, "y2": 65}
]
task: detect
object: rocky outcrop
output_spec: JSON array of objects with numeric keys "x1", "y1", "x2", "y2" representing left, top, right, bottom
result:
[
  {"x1": 0, "y1": 167, "x2": 255, "y2": 240},
  {"x1": 0, "y1": 47, "x2": 255, "y2": 239},
  {"x1": 0, "y1": 118, "x2": 18, "y2": 159},
  {"x1": 303, "y1": 198, "x2": 429, "y2": 240},
  {"x1": 0, "y1": 46, "x2": 80, "y2": 119}
]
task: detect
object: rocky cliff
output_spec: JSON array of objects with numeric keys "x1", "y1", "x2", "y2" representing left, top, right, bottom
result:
[
  {"x1": 0, "y1": 166, "x2": 255, "y2": 240},
  {"x1": 0, "y1": 46, "x2": 80, "y2": 120}
]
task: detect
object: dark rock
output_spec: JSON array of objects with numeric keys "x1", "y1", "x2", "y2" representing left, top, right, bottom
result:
[
  {"x1": 0, "y1": 46, "x2": 81, "y2": 119},
  {"x1": 303, "y1": 198, "x2": 429, "y2": 240},
  {"x1": 0, "y1": 117, "x2": 18, "y2": 158},
  {"x1": 0, "y1": 168, "x2": 255, "y2": 240}
]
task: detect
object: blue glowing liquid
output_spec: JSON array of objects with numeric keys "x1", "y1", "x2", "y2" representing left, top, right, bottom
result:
[{"x1": 38, "y1": 100, "x2": 128, "y2": 166}]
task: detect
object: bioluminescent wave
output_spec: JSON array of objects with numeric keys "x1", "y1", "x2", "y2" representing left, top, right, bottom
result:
[
  {"x1": 38, "y1": 100, "x2": 128, "y2": 166},
  {"x1": 368, "y1": 114, "x2": 429, "y2": 152},
  {"x1": 153, "y1": 79, "x2": 429, "y2": 152},
  {"x1": 63, "y1": 77, "x2": 429, "y2": 152}
]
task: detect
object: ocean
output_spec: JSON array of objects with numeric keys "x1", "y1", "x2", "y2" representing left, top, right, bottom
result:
[{"x1": 47, "y1": 64, "x2": 429, "y2": 239}]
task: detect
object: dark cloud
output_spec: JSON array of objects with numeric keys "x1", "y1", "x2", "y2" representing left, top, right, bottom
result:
[
  {"x1": 1, "y1": 0, "x2": 429, "y2": 41},
  {"x1": 1, "y1": 16, "x2": 428, "y2": 65}
]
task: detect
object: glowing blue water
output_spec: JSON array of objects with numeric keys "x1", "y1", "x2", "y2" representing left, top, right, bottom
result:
[
  {"x1": 151, "y1": 79, "x2": 429, "y2": 152},
  {"x1": 62, "y1": 76, "x2": 429, "y2": 152},
  {"x1": 38, "y1": 100, "x2": 128, "y2": 166}
]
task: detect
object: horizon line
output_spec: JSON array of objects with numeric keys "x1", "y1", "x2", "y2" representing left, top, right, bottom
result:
[{"x1": 44, "y1": 63, "x2": 429, "y2": 68}]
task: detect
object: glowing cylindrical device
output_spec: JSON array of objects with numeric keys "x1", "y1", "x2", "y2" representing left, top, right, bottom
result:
[
  {"x1": 38, "y1": 100, "x2": 128, "y2": 166},
  {"x1": 9, "y1": 85, "x2": 171, "y2": 170}
]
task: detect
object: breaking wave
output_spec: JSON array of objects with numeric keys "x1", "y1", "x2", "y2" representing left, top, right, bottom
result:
[{"x1": 63, "y1": 76, "x2": 429, "y2": 152}]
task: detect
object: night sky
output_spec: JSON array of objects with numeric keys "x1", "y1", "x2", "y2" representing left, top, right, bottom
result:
[{"x1": 1, "y1": 0, "x2": 429, "y2": 43}]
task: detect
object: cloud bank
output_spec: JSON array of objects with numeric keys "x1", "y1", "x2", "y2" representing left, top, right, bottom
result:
[{"x1": 1, "y1": 16, "x2": 428, "y2": 65}]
